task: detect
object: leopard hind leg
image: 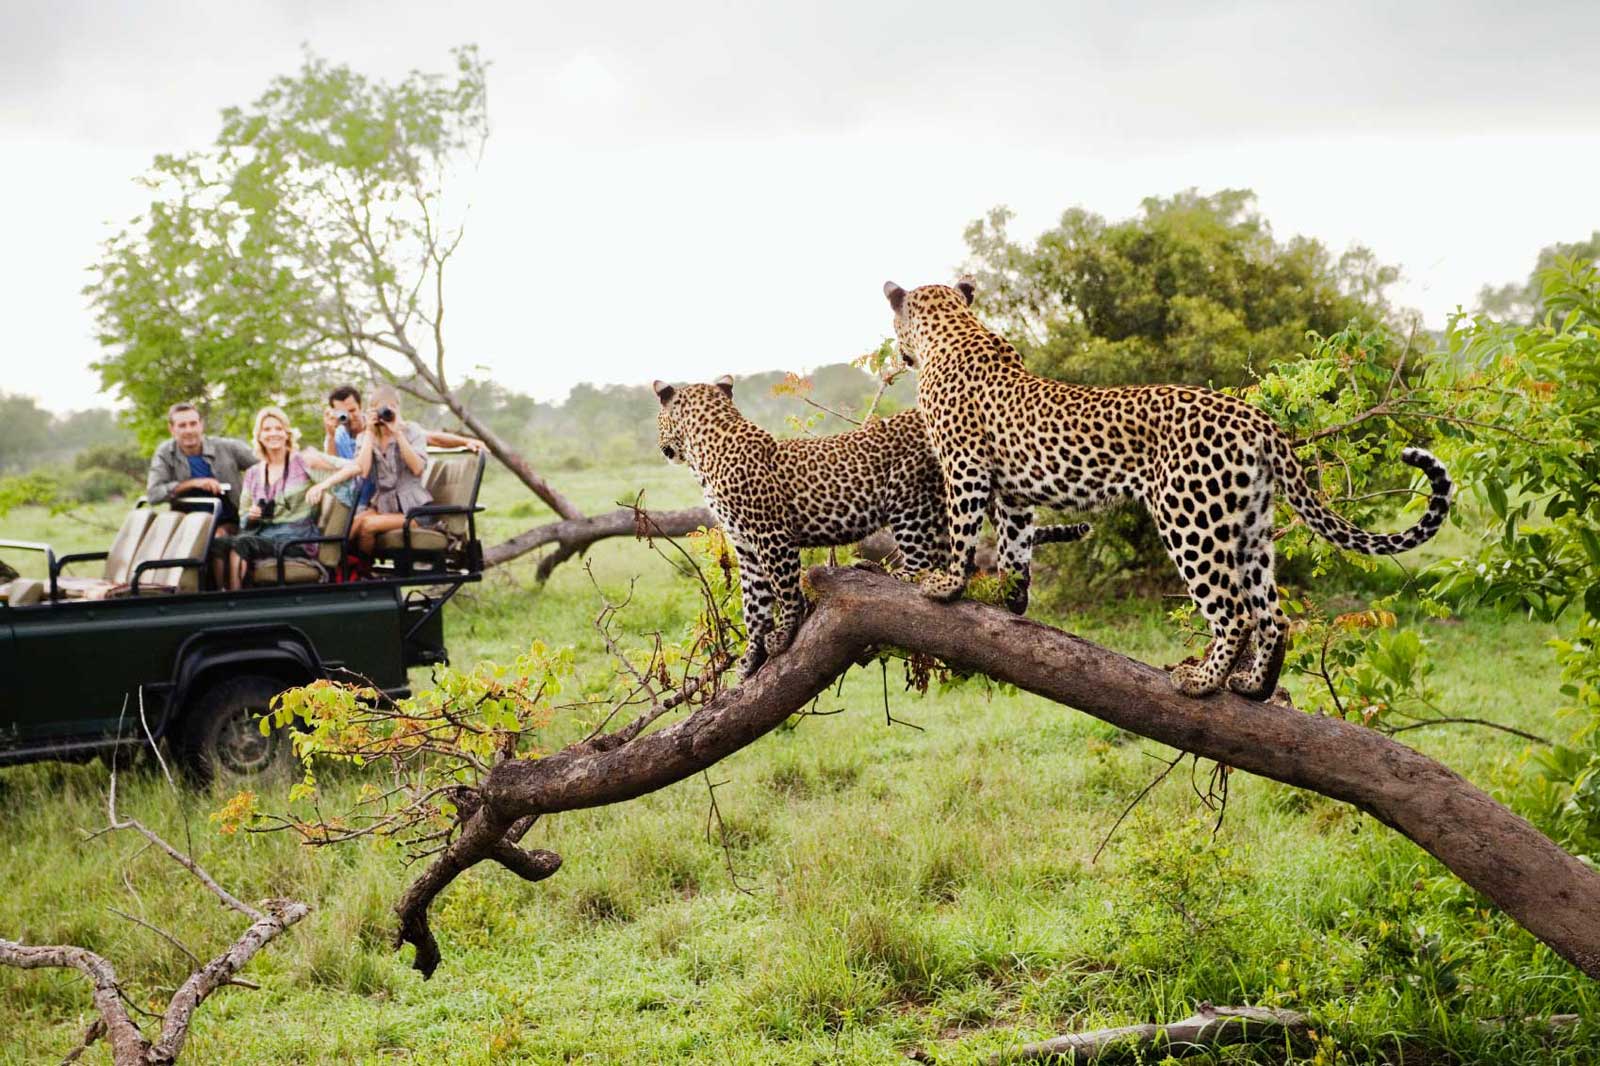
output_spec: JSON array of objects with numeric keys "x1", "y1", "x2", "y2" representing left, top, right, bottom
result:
[
  {"x1": 1150, "y1": 470, "x2": 1254, "y2": 698},
  {"x1": 992, "y1": 493, "x2": 1036, "y2": 615},
  {"x1": 1227, "y1": 478, "x2": 1290, "y2": 700}
]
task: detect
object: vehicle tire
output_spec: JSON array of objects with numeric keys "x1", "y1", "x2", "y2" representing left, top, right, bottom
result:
[{"x1": 177, "y1": 674, "x2": 296, "y2": 785}]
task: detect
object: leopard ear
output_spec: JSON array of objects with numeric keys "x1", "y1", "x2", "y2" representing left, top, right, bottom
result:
[
  {"x1": 652, "y1": 380, "x2": 676, "y2": 406},
  {"x1": 954, "y1": 275, "x2": 976, "y2": 306},
  {"x1": 883, "y1": 281, "x2": 907, "y2": 313},
  {"x1": 713, "y1": 374, "x2": 735, "y2": 399}
]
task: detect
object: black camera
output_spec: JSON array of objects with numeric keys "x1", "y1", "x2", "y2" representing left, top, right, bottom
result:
[
  {"x1": 377, "y1": 406, "x2": 396, "y2": 424},
  {"x1": 256, "y1": 497, "x2": 276, "y2": 523}
]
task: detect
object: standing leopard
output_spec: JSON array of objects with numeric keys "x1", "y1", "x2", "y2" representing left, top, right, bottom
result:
[
  {"x1": 654, "y1": 376, "x2": 1088, "y2": 677},
  {"x1": 881, "y1": 279, "x2": 1452, "y2": 700}
]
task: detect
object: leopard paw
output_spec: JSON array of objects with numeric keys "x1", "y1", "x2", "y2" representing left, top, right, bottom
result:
[
  {"x1": 764, "y1": 623, "x2": 797, "y2": 658},
  {"x1": 1170, "y1": 661, "x2": 1221, "y2": 698},
  {"x1": 916, "y1": 571, "x2": 965, "y2": 602}
]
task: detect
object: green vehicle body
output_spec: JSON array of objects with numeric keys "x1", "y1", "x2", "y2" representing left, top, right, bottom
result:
[{"x1": 0, "y1": 552, "x2": 474, "y2": 771}]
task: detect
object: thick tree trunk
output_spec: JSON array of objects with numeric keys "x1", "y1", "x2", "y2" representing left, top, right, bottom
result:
[
  {"x1": 395, "y1": 566, "x2": 1600, "y2": 982},
  {"x1": 484, "y1": 506, "x2": 715, "y2": 572}
]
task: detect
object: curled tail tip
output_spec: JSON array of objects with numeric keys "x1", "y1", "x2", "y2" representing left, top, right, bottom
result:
[
  {"x1": 1036, "y1": 521, "x2": 1092, "y2": 545},
  {"x1": 1401, "y1": 446, "x2": 1445, "y2": 474}
]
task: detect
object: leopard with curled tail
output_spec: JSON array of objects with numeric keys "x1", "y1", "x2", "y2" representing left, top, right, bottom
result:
[
  {"x1": 881, "y1": 279, "x2": 1451, "y2": 700},
  {"x1": 655, "y1": 376, "x2": 1089, "y2": 678}
]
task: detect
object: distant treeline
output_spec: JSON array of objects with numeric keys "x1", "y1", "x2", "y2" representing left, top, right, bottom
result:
[
  {"x1": 417, "y1": 362, "x2": 916, "y2": 472},
  {"x1": 0, "y1": 361, "x2": 914, "y2": 487}
]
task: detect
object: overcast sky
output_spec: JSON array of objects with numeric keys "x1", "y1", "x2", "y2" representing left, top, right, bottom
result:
[{"x1": 4, "y1": 0, "x2": 1598, "y2": 413}]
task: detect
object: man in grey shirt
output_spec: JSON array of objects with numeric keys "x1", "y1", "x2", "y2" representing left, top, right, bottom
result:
[{"x1": 146, "y1": 402, "x2": 257, "y2": 532}]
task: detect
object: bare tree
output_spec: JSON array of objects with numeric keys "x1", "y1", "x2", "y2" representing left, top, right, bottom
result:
[{"x1": 0, "y1": 772, "x2": 308, "y2": 1065}]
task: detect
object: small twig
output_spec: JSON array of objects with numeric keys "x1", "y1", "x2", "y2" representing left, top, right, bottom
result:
[
  {"x1": 108, "y1": 908, "x2": 202, "y2": 968},
  {"x1": 1094, "y1": 749, "x2": 1185, "y2": 863},
  {"x1": 702, "y1": 773, "x2": 755, "y2": 896},
  {"x1": 1382, "y1": 716, "x2": 1551, "y2": 746},
  {"x1": 881, "y1": 658, "x2": 924, "y2": 731}
]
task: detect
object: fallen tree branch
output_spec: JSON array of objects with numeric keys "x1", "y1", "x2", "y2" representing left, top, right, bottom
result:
[
  {"x1": 997, "y1": 1003, "x2": 1309, "y2": 1063},
  {"x1": 393, "y1": 566, "x2": 1600, "y2": 982},
  {"x1": 484, "y1": 506, "x2": 715, "y2": 572},
  {"x1": 0, "y1": 777, "x2": 309, "y2": 1064}
]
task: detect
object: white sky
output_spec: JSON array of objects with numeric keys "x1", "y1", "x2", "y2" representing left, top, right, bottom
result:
[{"x1": 3, "y1": 0, "x2": 1599, "y2": 413}]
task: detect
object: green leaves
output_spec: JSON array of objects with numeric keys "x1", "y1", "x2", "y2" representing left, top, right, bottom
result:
[{"x1": 87, "y1": 47, "x2": 490, "y2": 441}]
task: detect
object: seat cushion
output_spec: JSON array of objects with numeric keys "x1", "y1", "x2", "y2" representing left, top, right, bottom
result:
[
  {"x1": 103, "y1": 509, "x2": 157, "y2": 584},
  {"x1": 375, "y1": 527, "x2": 450, "y2": 552},
  {"x1": 1, "y1": 579, "x2": 45, "y2": 606},
  {"x1": 250, "y1": 557, "x2": 328, "y2": 585},
  {"x1": 141, "y1": 511, "x2": 214, "y2": 592}
]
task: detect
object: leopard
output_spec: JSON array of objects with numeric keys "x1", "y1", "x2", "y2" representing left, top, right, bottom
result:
[
  {"x1": 654, "y1": 376, "x2": 1089, "y2": 678},
  {"x1": 880, "y1": 278, "x2": 1453, "y2": 701}
]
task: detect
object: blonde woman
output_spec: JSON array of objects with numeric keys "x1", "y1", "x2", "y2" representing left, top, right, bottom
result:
[{"x1": 216, "y1": 407, "x2": 354, "y2": 589}]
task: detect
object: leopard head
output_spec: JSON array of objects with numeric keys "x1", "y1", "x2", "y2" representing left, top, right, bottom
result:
[
  {"x1": 883, "y1": 277, "x2": 976, "y2": 369},
  {"x1": 654, "y1": 376, "x2": 736, "y2": 465}
]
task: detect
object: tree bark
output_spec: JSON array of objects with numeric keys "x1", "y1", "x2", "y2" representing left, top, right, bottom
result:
[
  {"x1": 484, "y1": 506, "x2": 715, "y2": 572},
  {"x1": 395, "y1": 566, "x2": 1600, "y2": 982}
]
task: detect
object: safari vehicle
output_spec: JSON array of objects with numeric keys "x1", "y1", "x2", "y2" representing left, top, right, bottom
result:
[{"x1": 0, "y1": 449, "x2": 486, "y2": 780}]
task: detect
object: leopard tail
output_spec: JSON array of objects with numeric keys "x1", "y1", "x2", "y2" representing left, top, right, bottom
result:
[
  {"x1": 1268, "y1": 436, "x2": 1452, "y2": 555},
  {"x1": 1033, "y1": 522, "x2": 1093, "y2": 545}
]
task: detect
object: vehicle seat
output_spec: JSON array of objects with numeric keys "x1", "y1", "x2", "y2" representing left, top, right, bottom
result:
[
  {"x1": 137, "y1": 511, "x2": 216, "y2": 593},
  {"x1": 373, "y1": 451, "x2": 479, "y2": 558},
  {"x1": 0, "y1": 579, "x2": 45, "y2": 606},
  {"x1": 249, "y1": 489, "x2": 353, "y2": 586},
  {"x1": 87, "y1": 511, "x2": 183, "y2": 599},
  {"x1": 55, "y1": 508, "x2": 157, "y2": 599}
]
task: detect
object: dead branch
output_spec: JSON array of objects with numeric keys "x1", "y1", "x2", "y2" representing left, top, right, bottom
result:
[
  {"x1": 0, "y1": 781, "x2": 308, "y2": 1064},
  {"x1": 388, "y1": 566, "x2": 1600, "y2": 983},
  {"x1": 484, "y1": 505, "x2": 716, "y2": 572},
  {"x1": 996, "y1": 1002, "x2": 1310, "y2": 1063}
]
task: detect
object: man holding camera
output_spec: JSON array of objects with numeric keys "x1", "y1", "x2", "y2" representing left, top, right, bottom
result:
[{"x1": 322, "y1": 384, "x2": 486, "y2": 464}]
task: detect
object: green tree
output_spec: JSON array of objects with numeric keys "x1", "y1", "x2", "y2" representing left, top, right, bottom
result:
[
  {"x1": 0, "y1": 394, "x2": 56, "y2": 473},
  {"x1": 85, "y1": 47, "x2": 579, "y2": 519},
  {"x1": 962, "y1": 188, "x2": 1400, "y2": 388},
  {"x1": 1476, "y1": 231, "x2": 1600, "y2": 324}
]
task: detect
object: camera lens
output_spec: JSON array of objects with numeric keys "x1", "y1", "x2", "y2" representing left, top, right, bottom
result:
[
  {"x1": 378, "y1": 406, "x2": 396, "y2": 423},
  {"x1": 336, "y1": 411, "x2": 349, "y2": 424}
]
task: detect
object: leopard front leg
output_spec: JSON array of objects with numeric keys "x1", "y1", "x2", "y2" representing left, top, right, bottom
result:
[
  {"x1": 887, "y1": 494, "x2": 951, "y2": 582},
  {"x1": 732, "y1": 543, "x2": 775, "y2": 679},
  {"x1": 920, "y1": 459, "x2": 991, "y2": 602}
]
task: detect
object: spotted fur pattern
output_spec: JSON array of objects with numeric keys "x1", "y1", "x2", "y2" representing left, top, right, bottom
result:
[
  {"x1": 883, "y1": 280, "x2": 1453, "y2": 699},
  {"x1": 655, "y1": 377, "x2": 1088, "y2": 677}
]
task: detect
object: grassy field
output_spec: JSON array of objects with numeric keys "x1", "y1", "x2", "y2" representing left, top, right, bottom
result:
[{"x1": 1, "y1": 465, "x2": 1595, "y2": 1063}]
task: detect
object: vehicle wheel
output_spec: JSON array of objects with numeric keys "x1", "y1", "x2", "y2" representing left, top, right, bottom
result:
[{"x1": 177, "y1": 675, "x2": 295, "y2": 784}]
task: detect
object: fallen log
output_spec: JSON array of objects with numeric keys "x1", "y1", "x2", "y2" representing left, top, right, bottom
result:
[
  {"x1": 394, "y1": 566, "x2": 1600, "y2": 982},
  {"x1": 484, "y1": 505, "x2": 715, "y2": 573},
  {"x1": 996, "y1": 1003, "x2": 1309, "y2": 1063}
]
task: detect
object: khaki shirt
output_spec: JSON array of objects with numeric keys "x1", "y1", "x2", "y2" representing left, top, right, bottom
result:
[{"x1": 146, "y1": 436, "x2": 258, "y2": 508}]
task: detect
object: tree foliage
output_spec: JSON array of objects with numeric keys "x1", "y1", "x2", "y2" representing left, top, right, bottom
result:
[
  {"x1": 86, "y1": 47, "x2": 489, "y2": 446},
  {"x1": 962, "y1": 188, "x2": 1401, "y2": 388}
]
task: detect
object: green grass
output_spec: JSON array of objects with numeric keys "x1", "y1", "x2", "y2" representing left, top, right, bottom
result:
[{"x1": 2, "y1": 468, "x2": 1596, "y2": 1063}]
